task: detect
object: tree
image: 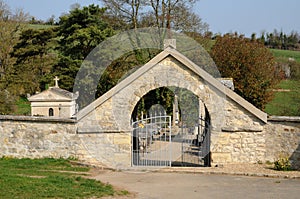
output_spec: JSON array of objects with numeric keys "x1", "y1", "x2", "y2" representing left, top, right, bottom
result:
[
  {"x1": 101, "y1": 0, "x2": 146, "y2": 29},
  {"x1": 100, "y1": 0, "x2": 207, "y2": 33},
  {"x1": 210, "y1": 34, "x2": 278, "y2": 110},
  {"x1": 0, "y1": 0, "x2": 28, "y2": 114},
  {"x1": 147, "y1": 0, "x2": 207, "y2": 33},
  {"x1": 11, "y1": 28, "x2": 57, "y2": 95},
  {"x1": 53, "y1": 4, "x2": 115, "y2": 91}
]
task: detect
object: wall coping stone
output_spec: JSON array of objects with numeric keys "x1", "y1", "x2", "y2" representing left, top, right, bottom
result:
[
  {"x1": 0, "y1": 115, "x2": 76, "y2": 123},
  {"x1": 268, "y1": 116, "x2": 300, "y2": 123}
]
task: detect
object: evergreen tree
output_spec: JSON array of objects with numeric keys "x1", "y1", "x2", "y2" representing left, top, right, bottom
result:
[{"x1": 53, "y1": 4, "x2": 115, "y2": 91}]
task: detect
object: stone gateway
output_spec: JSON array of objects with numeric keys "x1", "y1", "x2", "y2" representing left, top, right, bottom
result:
[{"x1": 0, "y1": 46, "x2": 299, "y2": 170}]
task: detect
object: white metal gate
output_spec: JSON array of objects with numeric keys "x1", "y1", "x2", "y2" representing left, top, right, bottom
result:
[
  {"x1": 131, "y1": 114, "x2": 211, "y2": 167},
  {"x1": 132, "y1": 115, "x2": 172, "y2": 167}
]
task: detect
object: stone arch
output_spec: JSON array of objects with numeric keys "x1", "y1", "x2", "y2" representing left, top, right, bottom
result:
[
  {"x1": 110, "y1": 57, "x2": 226, "y2": 133},
  {"x1": 75, "y1": 47, "x2": 267, "y2": 168},
  {"x1": 130, "y1": 87, "x2": 175, "y2": 121}
]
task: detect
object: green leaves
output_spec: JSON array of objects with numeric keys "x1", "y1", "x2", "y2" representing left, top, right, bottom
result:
[
  {"x1": 210, "y1": 34, "x2": 278, "y2": 110},
  {"x1": 54, "y1": 4, "x2": 115, "y2": 91}
]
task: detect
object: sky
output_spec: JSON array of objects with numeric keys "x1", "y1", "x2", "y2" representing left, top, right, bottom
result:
[{"x1": 5, "y1": 0, "x2": 300, "y2": 37}]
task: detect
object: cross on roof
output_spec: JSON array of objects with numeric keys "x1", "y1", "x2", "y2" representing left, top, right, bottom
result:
[{"x1": 54, "y1": 76, "x2": 59, "y2": 88}]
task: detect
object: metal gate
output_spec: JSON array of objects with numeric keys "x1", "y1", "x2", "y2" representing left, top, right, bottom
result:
[
  {"x1": 131, "y1": 114, "x2": 211, "y2": 167},
  {"x1": 171, "y1": 112, "x2": 211, "y2": 167},
  {"x1": 132, "y1": 115, "x2": 172, "y2": 167}
]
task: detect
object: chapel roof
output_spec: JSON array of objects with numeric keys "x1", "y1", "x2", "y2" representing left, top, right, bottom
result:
[{"x1": 28, "y1": 76, "x2": 78, "y2": 102}]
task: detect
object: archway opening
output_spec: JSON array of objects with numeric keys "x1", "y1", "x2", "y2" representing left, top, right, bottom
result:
[{"x1": 131, "y1": 86, "x2": 211, "y2": 167}]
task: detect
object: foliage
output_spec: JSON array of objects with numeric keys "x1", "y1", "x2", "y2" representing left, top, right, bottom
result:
[
  {"x1": 0, "y1": 0, "x2": 29, "y2": 114},
  {"x1": 260, "y1": 29, "x2": 300, "y2": 50},
  {"x1": 15, "y1": 96, "x2": 30, "y2": 115},
  {"x1": 101, "y1": 0, "x2": 208, "y2": 33},
  {"x1": 0, "y1": 89, "x2": 16, "y2": 115},
  {"x1": 132, "y1": 87, "x2": 175, "y2": 120},
  {"x1": 290, "y1": 61, "x2": 300, "y2": 80},
  {"x1": 53, "y1": 4, "x2": 115, "y2": 91},
  {"x1": 11, "y1": 28, "x2": 57, "y2": 94},
  {"x1": 273, "y1": 154, "x2": 292, "y2": 171},
  {"x1": 97, "y1": 48, "x2": 161, "y2": 96},
  {"x1": 210, "y1": 34, "x2": 279, "y2": 110},
  {"x1": 265, "y1": 80, "x2": 300, "y2": 116},
  {"x1": 0, "y1": 158, "x2": 128, "y2": 198}
]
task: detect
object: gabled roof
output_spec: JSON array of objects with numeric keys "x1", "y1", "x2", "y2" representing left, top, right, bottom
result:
[
  {"x1": 77, "y1": 47, "x2": 267, "y2": 123},
  {"x1": 28, "y1": 87, "x2": 78, "y2": 102}
]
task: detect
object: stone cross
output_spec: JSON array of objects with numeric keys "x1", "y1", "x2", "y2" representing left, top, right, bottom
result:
[{"x1": 54, "y1": 76, "x2": 59, "y2": 88}]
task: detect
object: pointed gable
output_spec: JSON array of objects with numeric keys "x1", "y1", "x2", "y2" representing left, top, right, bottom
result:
[
  {"x1": 76, "y1": 47, "x2": 267, "y2": 123},
  {"x1": 28, "y1": 87, "x2": 77, "y2": 102}
]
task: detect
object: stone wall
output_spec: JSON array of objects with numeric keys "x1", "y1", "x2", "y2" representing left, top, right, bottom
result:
[
  {"x1": 1, "y1": 115, "x2": 300, "y2": 170},
  {"x1": 211, "y1": 98, "x2": 266, "y2": 164},
  {"x1": 211, "y1": 116, "x2": 300, "y2": 170},
  {"x1": 0, "y1": 115, "x2": 131, "y2": 169},
  {"x1": 0, "y1": 116, "x2": 78, "y2": 159},
  {"x1": 265, "y1": 116, "x2": 300, "y2": 170}
]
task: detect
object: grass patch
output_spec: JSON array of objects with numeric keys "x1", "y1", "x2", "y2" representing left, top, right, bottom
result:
[
  {"x1": 0, "y1": 157, "x2": 127, "y2": 198},
  {"x1": 265, "y1": 79, "x2": 300, "y2": 116},
  {"x1": 15, "y1": 97, "x2": 31, "y2": 115},
  {"x1": 27, "y1": 24, "x2": 58, "y2": 30},
  {"x1": 270, "y1": 49, "x2": 300, "y2": 63}
]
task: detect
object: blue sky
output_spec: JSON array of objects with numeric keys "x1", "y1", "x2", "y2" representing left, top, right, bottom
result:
[{"x1": 5, "y1": 0, "x2": 300, "y2": 37}]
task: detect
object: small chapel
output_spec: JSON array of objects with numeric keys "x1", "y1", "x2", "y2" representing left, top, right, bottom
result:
[{"x1": 28, "y1": 76, "x2": 79, "y2": 118}]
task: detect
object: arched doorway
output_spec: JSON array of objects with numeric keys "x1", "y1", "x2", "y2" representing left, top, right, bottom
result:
[{"x1": 131, "y1": 87, "x2": 211, "y2": 167}]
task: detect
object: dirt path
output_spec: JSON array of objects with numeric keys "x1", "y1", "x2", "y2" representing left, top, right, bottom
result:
[{"x1": 90, "y1": 165, "x2": 300, "y2": 199}]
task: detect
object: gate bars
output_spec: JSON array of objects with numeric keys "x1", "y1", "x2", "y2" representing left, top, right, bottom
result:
[{"x1": 132, "y1": 115, "x2": 172, "y2": 167}]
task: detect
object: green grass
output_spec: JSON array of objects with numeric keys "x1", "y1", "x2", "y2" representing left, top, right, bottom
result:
[
  {"x1": 0, "y1": 157, "x2": 128, "y2": 198},
  {"x1": 27, "y1": 24, "x2": 58, "y2": 30},
  {"x1": 270, "y1": 49, "x2": 300, "y2": 63},
  {"x1": 15, "y1": 97, "x2": 31, "y2": 115},
  {"x1": 265, "y1": 79, "x2": 300, "y2": 116}
]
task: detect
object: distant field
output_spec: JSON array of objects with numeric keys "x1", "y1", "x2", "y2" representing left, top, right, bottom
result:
[
  {"x1": 270, "y1": 49, "x2": 300, "y2": 63},
  {"x1": 265, "y1": 79, "x2": 300, "y2": 116},
  {"x1": 265, "y1": 49, "x2": 300, "y2": 116},
  {"x1": 27, "y1": 24, "x2": 57, "y2": 29}
]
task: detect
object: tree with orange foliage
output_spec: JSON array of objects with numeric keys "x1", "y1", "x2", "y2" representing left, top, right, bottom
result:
[{"x1": 210, "y1": 34, "x2": 279, "y2": 110}]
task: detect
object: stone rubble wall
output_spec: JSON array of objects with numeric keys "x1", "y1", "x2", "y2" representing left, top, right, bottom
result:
[
  {"x1": 0, "y1": 116, "x2": 131, "y2": 169},
  {"x1": 0, "y1": 115, "x2": 299, "y2": 169},
  {"x1": 211, "y1": 98, "x2": 266, "y2": 165},
  {"x1": 265, "y1": 117, "x2": 300, "y2": 170},
  {"x1": 0, "y1": 116, "x2": 79, "y2": 159},
  {"x1": 212, "y1": 116, "x2": 300, "y2": 170}
]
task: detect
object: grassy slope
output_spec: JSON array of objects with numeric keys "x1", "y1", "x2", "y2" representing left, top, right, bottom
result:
[
  {"x1": 265, "y1": 80, "x2": 300, "y2": 116},
  {"x1": 15, "y1": 97, "x2": 30, "y2": 115},
  {"x1": 0, "y1": 158, "x2": 128, "y2": 198},
  {"x1": 265, "y1": 49, "x2": 300, "y2": 116},
  {"x1": 270, "y1": 49, "x2": 300, "y2": 63}
]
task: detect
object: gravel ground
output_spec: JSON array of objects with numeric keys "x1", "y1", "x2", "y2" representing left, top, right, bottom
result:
[
  {"x1": 158, "y1": 163, "x2": 300, "y2": 178},
  {"x1": 90, "y1": 164, "x2": 300, "y2": 199}
]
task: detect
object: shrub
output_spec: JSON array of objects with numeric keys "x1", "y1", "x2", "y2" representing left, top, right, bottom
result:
[
  {"x1": 274, "y1": 155, "x2": 291, "y2": 171},
  {"x1": 210, "y1": 33, "x2": 279, "y2": 110}
]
